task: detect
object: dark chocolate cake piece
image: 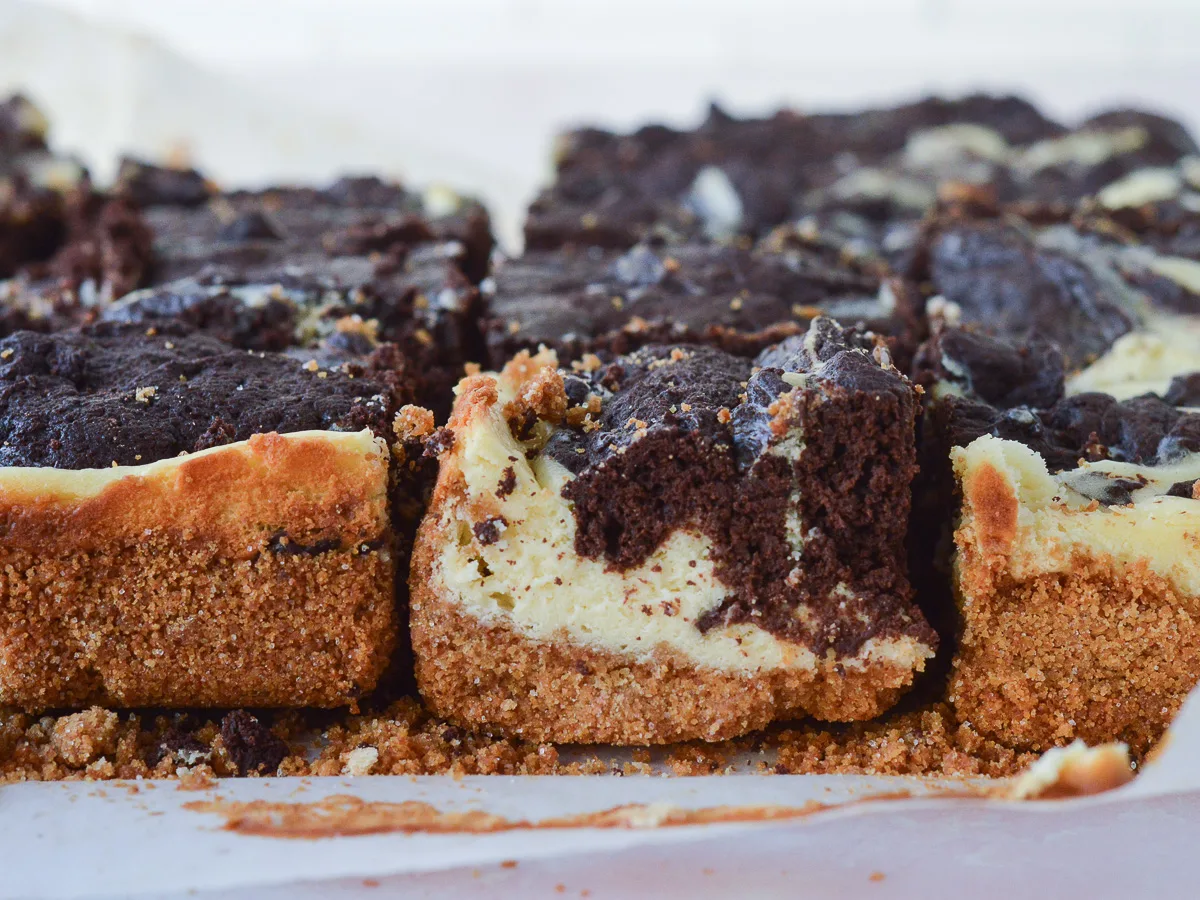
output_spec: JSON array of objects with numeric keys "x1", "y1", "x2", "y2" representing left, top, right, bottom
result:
[
  {"x1": 118, "y1": 162, "x2": 494, "y2": 284},
  {"x1": 411, "y1": 317, "x2": 935, "y2": 744},
  {"x1": 0, "y1": 94, "x2": 74, "y2": 278},
  {"x1": 0, "y1": 322, "x2": 431, "y2": 712}
]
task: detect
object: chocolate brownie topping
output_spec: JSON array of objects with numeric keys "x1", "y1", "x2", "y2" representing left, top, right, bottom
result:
[
  {"x1": 138, "y1": 170, "x2": 493, "y2": 286},
  {"x1": 0, "y1": 323, "x2": 400, "y2": 469},
  {"x1": 484, "y1": 240, "x2": 906, "y2": 369},
  {"x1": 920, "y1": 324, "x2": 1200, "y2": 478},
  {"x1": 540, "y1": 318, "x2": 931, "y2": 657},
  {"x1": 913, "y1": 219, "x2": 1138, "y2": 366},
  {"x1": 526, "y1": 94, "x2": 1062, "y2": 251}
]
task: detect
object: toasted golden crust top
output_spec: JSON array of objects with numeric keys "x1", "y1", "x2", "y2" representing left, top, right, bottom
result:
[{"x1": 0, "y1": 429, "x2": 389, "y2": 555}]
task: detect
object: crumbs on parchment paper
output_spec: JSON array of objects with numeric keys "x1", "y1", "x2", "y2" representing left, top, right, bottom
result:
[{"x1": 1, "y1": 699, "x2": 1038, "y2": 784}]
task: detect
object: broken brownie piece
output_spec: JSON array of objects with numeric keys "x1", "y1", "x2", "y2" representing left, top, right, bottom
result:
[
  {"x1": 411, "y1": 318, "x2": 934, "y2": 744},
  {"x1": 0, "y1": 322, "x2": 424, "y2": 711},
  {"x1": 482, "y1": 239, "x2": 916, "y2": 370}
]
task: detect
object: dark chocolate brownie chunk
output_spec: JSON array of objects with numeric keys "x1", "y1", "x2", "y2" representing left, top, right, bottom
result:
[
  {"x1": 526, "y1": 94, "x2": 1062, "y2": 251},
  {"x1": 219, "y1": 711, "x2": 289, "y2": 776},
  {"x1": 483, "y1": 239, "x2": 914, "y2": 369},
  {"x1": 539, "y1": 318, "x2": 931, "y2": 657},
  {"x1": 0, "y1": 322, "x2": 404, "y2": 469},
  {"x1": 2, "y1": 97, "x2": 153, "y2": 323},
  {"x1": 916, "y1": 327, "x2": 1066, "y2": 410},
  {"x1": 2, "y1": 186, "x2": 155, "y2": 337}
]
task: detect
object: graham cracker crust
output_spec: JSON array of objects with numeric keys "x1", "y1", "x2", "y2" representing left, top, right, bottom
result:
[
  {"x1": 0, "y1": 431, "x2": 397, "y2": 710},
  {"x1": 410, "y1": 516, "x2": 921, "y2": 745},
  {"x1": 951, "y1": 552, "x2": 1200, "y2": 755}
]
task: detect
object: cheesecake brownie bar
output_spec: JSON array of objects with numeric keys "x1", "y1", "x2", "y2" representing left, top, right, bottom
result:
[
  {"x1": 411, "y1": 317, "x2": 935, "y2": 744},
  {"x1": 0, "y1": 322, "x2": 424, "y2": 711},
  {"x1": 915, "y1": 211, "x2": 1200, "y2": 754},
  {"x1": 482, "y1": 238, "x2": 918, "y2": 371}
]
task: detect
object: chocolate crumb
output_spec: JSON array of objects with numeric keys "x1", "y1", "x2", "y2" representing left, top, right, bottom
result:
[
  {"x1": 220, "y1": 711, "x2": 288, "y2": 776},
  {"x1": 424, "y1": 427, "x2": 456, "y2": 458},
  {"x1": 496, "y1": 466, "x2": 517, "y2": 498},
  {"x1": 473, "y1": 516, "x2": 508, "y2": 545}
]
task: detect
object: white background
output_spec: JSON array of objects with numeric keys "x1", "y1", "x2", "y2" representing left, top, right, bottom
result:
[{"x1": 2, "y1": 0, "x2": 1199, "y2": 245}]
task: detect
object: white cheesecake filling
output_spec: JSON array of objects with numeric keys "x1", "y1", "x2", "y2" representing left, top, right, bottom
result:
[
  {"x1": 903, "y1": 124, "x2": 1010, "y2": 167},
  {"x1": 1097, "y1": 167, "x2": 1184, "y2": 209},
  {"x1": 955, "y1": 435, "x2": 1200, "y2": 596},
  {"x1": 436, "y1": 381, "x2": 930, "y2": 676},
  {"x1": 0, "y1": 428, "x2": 386, "y2": 502},
  {"x1": 1014, "y1": 126, "x2": 1148, "y2": 174},
  {"x1": 1066, "y1": 314, "x2": 1200, "y2": 400}
]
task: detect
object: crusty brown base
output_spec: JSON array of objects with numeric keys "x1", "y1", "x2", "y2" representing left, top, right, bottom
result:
[
  {"x1": 0, "y1": 542, "x2": 395, "y2": 710},
  {"x1": 950, "y1": 554, "x2": 1200, "y2": 756},
  {"x1": 410, "y1": 517, "x2": 920, "y2": 745},
  {"x1": 0, "y1": 431, "x2": 397, "y2": 710}
]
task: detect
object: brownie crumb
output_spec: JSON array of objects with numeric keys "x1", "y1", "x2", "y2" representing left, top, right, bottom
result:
[
  {"x1": 148, "y1": 726, "x2": 212, "y2": 769},
  {"x1": 424, "y1": 427, "x2": 456, "y2": 458},
  {"x1": 473, "y1": 516, "x2": 508, "y2": 546},
  {"x1": 220, "y1": 711, "x2": 289, "y2": 776},
  {"x1": 496, "y1": 466, "x2": 517, "y2": 498},
  {"x1": 394, "y1": 405, "x2": 436, "y2": 441}
]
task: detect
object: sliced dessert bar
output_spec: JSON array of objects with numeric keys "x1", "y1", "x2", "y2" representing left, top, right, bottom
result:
[
  {"x1": 915, "y1": 218, "x2": 1200, "y2": 753},
  {"x1": 952, "y1": 411, "x2": 1200, "y2": 756},
  {"x1": 0, "y1": 323, "x2": 424, "y2": 710},
  {"x1": 411, "y1": 317, "x2": 935, "y2": 744}
]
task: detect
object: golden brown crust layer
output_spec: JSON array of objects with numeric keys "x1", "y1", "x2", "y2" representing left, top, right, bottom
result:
[
  {"x1": 951, "y1": 550, "x2": 1200, "y2": 755},
  {"x1": 0, "y1": 431, "x2": 387, "y2": 556},
  {"x1": 0, "y1": 432, "x2": 396, "y2": 710},
  {"x1": 410, "y1": 517, "x2": 918, "y2": 745}
]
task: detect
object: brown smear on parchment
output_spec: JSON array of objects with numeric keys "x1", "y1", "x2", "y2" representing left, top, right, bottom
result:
[
  {"x1": 183, "y1": 794, "x2": 870, "y2": 839},
  {"x1": 183, "y1": 735, "x2": 1135, "y2": 839}
]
